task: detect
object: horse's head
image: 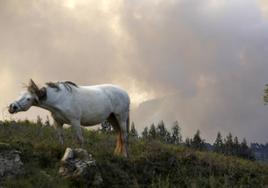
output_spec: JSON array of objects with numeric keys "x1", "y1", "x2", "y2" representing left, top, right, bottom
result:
[{"x1": 8, "y1": 79, "x2": 46, "y2": 114}]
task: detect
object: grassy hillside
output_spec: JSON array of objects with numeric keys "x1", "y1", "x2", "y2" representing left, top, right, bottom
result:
[{"x1": 0, "y1": 121, "x2": 268, "y2": 188}]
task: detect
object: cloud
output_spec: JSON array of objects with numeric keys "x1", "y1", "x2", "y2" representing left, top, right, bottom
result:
[
  {"x1": 258, "y1": 0, "x2": 268, "y2": 18},
  {"x1": 119, "y1": 0, "x2": 268, "y2": 142},
  {"x1": 0, "y1": 0, "x2": 268, "y2": 143}
]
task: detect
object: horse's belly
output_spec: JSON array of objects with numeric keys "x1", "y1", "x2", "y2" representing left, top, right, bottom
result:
[
  {"x1": 80, "y1": 111, "x2": 110, "y2": 126},
  {"x1": 80, "y1": 119, "x2": 104, "y2": 126}
]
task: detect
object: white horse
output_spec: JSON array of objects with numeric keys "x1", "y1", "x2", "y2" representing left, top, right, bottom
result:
[{"x1": 8, "y1": 79, "x2": 130, "y2": 157}]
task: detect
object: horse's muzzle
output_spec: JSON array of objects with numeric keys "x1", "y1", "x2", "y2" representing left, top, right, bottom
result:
[{"x1": 8, "y1": 104, "x2": 18, "y2": 114}]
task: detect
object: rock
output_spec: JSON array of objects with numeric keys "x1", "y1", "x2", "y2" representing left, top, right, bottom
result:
[
  {"x1": 0, "y1": 149, "x2": 23, "y2": 178},
  {"x1": 59, "y1": 148, "x2": 103, "y2": 186}
]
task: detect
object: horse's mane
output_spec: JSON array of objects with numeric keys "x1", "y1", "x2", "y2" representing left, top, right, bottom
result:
[{"x1": 46, "y1": 81, "x2": 78, "y2": 92}]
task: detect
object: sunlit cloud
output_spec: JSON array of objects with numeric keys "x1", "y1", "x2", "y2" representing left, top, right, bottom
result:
[
  {"x1": 126, "y1": 78, "x2": 156, "y2": 107},
  {"x1": 63, "y1": 0, "x2": 77, "y2": 10},
  {"x1": 258, "y1": 0, "x2": 268, "y2": 18}
]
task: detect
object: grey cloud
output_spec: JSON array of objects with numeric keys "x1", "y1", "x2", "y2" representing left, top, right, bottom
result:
[{"x1": 119, "y1": 0, "x2": 268, "y2": 142}]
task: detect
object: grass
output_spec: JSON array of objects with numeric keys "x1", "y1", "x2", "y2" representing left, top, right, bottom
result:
[{"x1": 0, "y1": 120, "x2": 268, "y2": 188}]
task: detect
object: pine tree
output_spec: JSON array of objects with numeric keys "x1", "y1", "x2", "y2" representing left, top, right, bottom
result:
[
  {"x1": 224, "y1": 132, "x2": 234, "y2": 155},
  {"x1": 233, "y1": 136, "x2": 240, "y2": 156},
  {"x1": 239, "y1": 138, "x2": 254, "y2": 160},
  {"x1": 213, "y1": 132, "x2": 223, "y2": 153},
  {"x1": 149, "y1": 123, "x2": 157, "y2": 139},
  {"x1": 171, "y1": 121, "x2": 182, "y2": 145},
  {"x1": 240, "y1": 138, "x2": 248, "y2": 157},
  {"x1": 156, "y1": 120, "x2": 168, "y2": 142},
  {"x1": 142, "y1": 127, "x2": 149, "y2": 139},
  {"x1": 130, "y1": 122, "x2": 138, "y2": 138},
  {"x1": 191, "y1": 130, "x2": 206, "y2": 150}
]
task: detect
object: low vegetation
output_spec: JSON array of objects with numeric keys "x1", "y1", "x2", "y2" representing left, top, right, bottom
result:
[{"x1": 0, "y1": 120, "x2": 268, "y2": 188}]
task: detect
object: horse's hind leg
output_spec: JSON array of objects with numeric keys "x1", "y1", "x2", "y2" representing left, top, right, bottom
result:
[
  {"x1": 119, "y1": 120, "x2": 129, "y2": 157},
  {"x1": 115, "y1": 113, "x2": 129, "y2": 157},
  {"x1": 107, "y1": 114, "x2": 123, "y2": 155}
]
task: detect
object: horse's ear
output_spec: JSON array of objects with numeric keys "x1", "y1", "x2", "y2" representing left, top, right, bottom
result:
[
  {"x1": 28, "y1": 79, "x2": 39, "y2": 93},
  {"x1": 29, "y1": 79, "x2": 38, "y2": 88}
]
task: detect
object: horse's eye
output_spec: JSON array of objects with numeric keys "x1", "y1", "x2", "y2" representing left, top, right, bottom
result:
[{"x1": 27, "y1": 98, "x2": 31, "y2": 101}]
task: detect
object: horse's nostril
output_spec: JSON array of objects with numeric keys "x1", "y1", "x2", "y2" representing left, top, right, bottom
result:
[
  {"x1": 8, "y1": 104, "x2": 16, "y2": 113},
  {"x1": 13, "y1": 105, "x2": 18, "y2": 110}
]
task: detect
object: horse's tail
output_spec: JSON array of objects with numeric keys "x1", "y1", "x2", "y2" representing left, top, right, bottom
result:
[
  {"x1": 127, "y1": 113, "x2": 130, "y2": 134},
  {"x1": 125, "y1": 112, "x2": 130, "y2": 157}
]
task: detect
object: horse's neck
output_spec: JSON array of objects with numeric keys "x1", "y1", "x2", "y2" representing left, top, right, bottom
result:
[
  {"x1": 37, "y1": 99, "x2": 59, "y2": 114},
  {"x1": 37, "y1": 88, "x2": 66, "y2": 113}
]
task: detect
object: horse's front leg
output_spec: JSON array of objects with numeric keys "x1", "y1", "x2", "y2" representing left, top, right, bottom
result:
[
  {"x1": 53, "y1": 120, "x2": 64, "y2": 145},
  {"x1": 71, "y1": 119, "x2": 84, "y2": 147}
]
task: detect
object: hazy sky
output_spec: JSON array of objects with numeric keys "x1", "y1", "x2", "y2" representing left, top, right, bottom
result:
[{"x1": 0, "y1": 0, "x2": 268, "y2": 143}]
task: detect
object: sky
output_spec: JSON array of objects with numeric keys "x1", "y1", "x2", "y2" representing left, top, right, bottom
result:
[{"x1": 0, "y1": 0, "x2": 268, "y2": 143}]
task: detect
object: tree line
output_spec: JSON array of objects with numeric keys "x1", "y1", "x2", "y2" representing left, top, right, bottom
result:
[{"x1": 101, "y1": 120, "x2": 255, "y2": 160}]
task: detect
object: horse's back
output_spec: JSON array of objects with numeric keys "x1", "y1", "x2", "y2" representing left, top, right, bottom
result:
[{"x1": 80, "y1": 84, "x2": 130, "y2": 113}]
